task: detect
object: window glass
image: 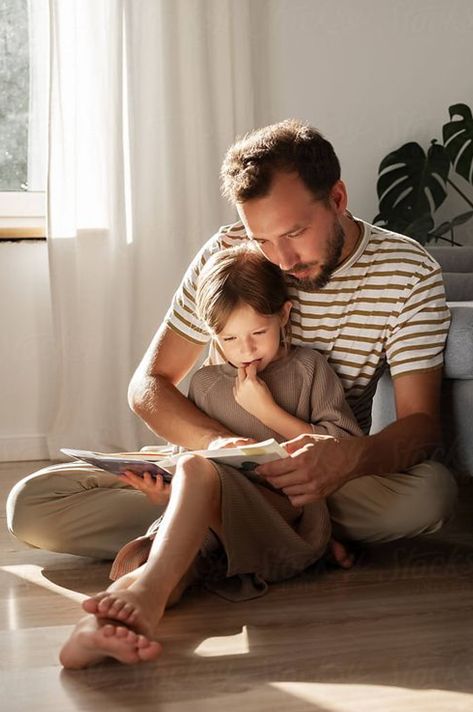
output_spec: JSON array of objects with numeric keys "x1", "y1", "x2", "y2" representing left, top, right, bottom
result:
[
  {"x1": 0, "y1": 0, "x2": 29, "y2": 190},
  {"x1": 0, "y1": 0, "x2": 47, "y2": 194}
]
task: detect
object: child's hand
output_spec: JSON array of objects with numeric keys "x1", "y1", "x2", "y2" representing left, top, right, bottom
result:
[
  {"x1": 233, "y1": 364, "x2": 275, "y2": 419},
  {"x1": 119, "y1": 470, "x2": 171, "y2": 506}
]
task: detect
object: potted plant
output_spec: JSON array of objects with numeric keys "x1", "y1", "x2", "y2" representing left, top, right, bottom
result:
[{"x1": 374, "y1": 103, "x2": 473, "y2": 245}]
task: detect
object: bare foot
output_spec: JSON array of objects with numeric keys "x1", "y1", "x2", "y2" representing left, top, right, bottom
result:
[
  {"x1": 82, "y1": 584, "x2": 165, "y2": 639},
  {"x1": 82, "y1": 561, "x2": 198, "y2": 634},
  {"x1": 59, "y1": 615, "x2": 162, "y2": 669},
  {"x1": 328, "y1": 538, "x2": 355, "y2": 569}
]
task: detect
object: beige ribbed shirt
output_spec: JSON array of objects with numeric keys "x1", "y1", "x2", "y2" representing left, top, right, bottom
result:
[{"x1": 188, "y1": 346, "x2": 363, "y2": 443}]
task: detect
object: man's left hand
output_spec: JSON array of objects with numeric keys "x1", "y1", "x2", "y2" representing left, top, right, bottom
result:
[{"x1": 256, "y1": 433, "x2": 359, "y2": 505}]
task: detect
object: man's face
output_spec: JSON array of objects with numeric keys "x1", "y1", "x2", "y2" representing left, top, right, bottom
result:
[{"x1": 237, "y1": 172, "x2": 347, "y2": 290}]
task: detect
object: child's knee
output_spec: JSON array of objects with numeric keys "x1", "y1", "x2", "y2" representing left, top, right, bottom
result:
[{"x1": 175, "y1": 454, "x2": 220, "y2": 487}]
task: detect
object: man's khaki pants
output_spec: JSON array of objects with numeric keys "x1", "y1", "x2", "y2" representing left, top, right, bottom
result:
[{"x1": 6, "y1": 459, "x2": 458, "y2": 559}]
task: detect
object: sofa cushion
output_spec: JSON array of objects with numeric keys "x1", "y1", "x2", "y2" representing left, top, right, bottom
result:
[
  {"x1": 428, "y1": 245, "x2": 473, "y2": 273},
  {"x1": 442, "y1": 273, "x2": 473, "y2": 301},
  {"x1": 444, "y1": 304, "x2": 473, "y2": 379}
]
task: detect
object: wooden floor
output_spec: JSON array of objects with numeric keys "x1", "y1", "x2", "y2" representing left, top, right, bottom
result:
[{"x1": 1, "y1": 460, "x2": 473, "y2": 712}]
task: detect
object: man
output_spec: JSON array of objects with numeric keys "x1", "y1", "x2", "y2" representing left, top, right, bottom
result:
[{"x1": 7, "y1": 119, "x2": 457, "y2": 558}]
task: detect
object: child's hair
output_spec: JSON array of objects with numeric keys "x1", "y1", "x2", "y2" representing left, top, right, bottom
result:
[{"x1": 196, "y1": 244, "x2": 290, "y2": 336}]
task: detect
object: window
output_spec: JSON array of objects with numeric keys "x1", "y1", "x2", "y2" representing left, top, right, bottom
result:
[{"x1": 0, "y1": 0, "x2": 48, "y2": 239}]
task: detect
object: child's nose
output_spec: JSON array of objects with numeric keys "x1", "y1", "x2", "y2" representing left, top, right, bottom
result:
[{"x1": 242, "y1": 338, "x2": 257, "y2": 356}]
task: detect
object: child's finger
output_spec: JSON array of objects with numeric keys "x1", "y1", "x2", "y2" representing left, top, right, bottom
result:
[
  {"x1": 246, "y1": 363, "x2": 258, "y2": 379},
  {"x1": 121, "y1": 469, "x2": 141, "y2": 484},
  {"x1": 120, "y1": 470, "x2": 146, "y2": 492},
  {"x1": 143, "y1": 471, "x2": 156, "y2": 488},
  {"x1": 149, "y1": 472, "x2": 165, "y2": 488}
]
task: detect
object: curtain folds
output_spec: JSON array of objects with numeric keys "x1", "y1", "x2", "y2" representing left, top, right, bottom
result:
[{"x1": 46, "y1": 0, "x2": 256, "y2": 457}]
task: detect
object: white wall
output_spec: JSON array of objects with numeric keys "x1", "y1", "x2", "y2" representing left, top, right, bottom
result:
[
  {"x1": 255, "y1": 0, "x2": 473, "y2": 239},
  {"x1": 3, "y1": 0, "x2": 473, "y2": 460},
  {"x1": 0, "y1": 241, "x2": 55, "y2": 460}
]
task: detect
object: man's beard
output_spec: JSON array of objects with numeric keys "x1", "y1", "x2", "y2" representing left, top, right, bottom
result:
[{"x1": 284, "y1": 221, "x2": 345, "y2": 291}]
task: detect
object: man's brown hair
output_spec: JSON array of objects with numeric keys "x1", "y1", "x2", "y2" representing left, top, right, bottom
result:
[{"x1": 220, "y1": 119, "x2": 341, "y2": 204}]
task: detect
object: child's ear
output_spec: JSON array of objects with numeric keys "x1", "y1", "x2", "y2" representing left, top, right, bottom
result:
[{"x1": 280, "y1": 300, "x2": 293, "y2": 326}]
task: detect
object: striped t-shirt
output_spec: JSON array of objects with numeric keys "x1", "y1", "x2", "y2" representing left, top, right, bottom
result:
[{"x1": 164, "y1": 219, "x2": 450, "y2": 434}]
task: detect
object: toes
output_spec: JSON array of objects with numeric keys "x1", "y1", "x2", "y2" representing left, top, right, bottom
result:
[
  {"x1": 83, "y1": 591, "x2": 113, "y2": 615},
  {"x1": 96, "y1": 595, "x2": 120, "y2": 616},
  {"x1": 95, "y1": 595, "x2": 139, "y2": 623},
  {"x1": 115, "y1": 626, "x2": 138, "y2": 643},
  {"x1": 329, "y1": 539, "x2": 355, "y2": 569},
  {"x1": 137, "y1": 640, "x2": 162, "y2": 661},
  {"x1": 120, "y1": 602, "x2": 139, "y2": 622},
  {"x1": 81, "y1": 591, "x2": 109, "y2": 614},
  {"x1": 101, "y1": 624, "x2": 118, "y2": 638},
  {"x1": 82, "y1": 598, "x2": 99, "y2": 614}
]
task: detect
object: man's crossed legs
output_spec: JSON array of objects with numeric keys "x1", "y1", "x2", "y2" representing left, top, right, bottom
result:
[{"x1": 6, "y1": 456, "x2": 457, "y2": 667}]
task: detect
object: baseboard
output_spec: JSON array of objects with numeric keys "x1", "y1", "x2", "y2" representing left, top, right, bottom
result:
[{"x1": 0, "y1": 435, "x2": 49, "y2": 462}]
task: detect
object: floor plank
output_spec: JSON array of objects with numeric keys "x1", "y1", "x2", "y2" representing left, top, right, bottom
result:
[{"x1": 1, "y1": 460, "x2": 472, "y2": 711}]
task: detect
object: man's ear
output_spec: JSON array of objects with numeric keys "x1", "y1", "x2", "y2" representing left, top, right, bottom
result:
[
  {"x1": 280, "y1": 300, "x2": 293, "y2": 326},
  {"x1": 330, "y1": 180, "x2": 348, "y2": 215}
]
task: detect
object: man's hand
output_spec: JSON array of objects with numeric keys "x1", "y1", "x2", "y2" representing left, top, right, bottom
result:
[
  {"x1": 255, "y1": 433, "x2": 361, "y2": 506},
  {"x1": 233, "y1": 364, "x2": 275, "y2": 419},
  {"x1": 119, "y1": 470, "x2": 171, "y2": 506}
]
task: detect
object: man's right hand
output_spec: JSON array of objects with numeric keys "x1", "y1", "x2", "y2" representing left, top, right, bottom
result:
[{"x1": 207, "y1": 435, "x2": 258, "y2": 450}]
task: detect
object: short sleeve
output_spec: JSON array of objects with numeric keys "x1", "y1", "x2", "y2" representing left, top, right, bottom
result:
[
  {"x1": 385, "y1": 263, "x2": 451, "y2": 379},
  {"x1": 163, "y1": 223, "x2": 248, "y2": 345}
]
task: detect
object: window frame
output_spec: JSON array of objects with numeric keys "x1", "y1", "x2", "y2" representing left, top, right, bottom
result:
[{"x1": 0, "y1": 192, "x2": 46, "y2": 240}]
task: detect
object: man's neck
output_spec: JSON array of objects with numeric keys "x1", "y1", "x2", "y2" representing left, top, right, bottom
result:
[{"x1": 338, "y1": 213, "x2": 362, "y2": 266}]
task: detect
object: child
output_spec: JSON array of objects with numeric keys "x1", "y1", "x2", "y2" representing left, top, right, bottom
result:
[{"x1": 59, "y1": 245, "x2": 362, "y2": 669}]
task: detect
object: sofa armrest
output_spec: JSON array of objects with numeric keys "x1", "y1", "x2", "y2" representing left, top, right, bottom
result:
[{"x1": 444, "y1": 303, "x2": 473, "y2": 380}]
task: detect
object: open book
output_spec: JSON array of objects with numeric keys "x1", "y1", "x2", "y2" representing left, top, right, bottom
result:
[{"x1": 61, "y1": 439, "x2": 288, "y2": 482}]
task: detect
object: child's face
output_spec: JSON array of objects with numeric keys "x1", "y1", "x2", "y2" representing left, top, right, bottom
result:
[{"x1": 215, "y1": 302, "x2": 291, "y2": 372}]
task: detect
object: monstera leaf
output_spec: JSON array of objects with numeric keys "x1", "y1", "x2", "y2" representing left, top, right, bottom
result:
[
  {"x1": 442, "y1": 103, "x2": 473, "y2": 185},
  {"x1": 376, "y1": 141, "x2": 450, "y2": 222},
  {"x1": 374, "y1": 209, "x2": 434, "y2": 244},
  {"x1": 374, "y1": 103, "x2": 473, "y2": 245},
  {"x1": 431, "y1": 210, "x2": 473, "y2": 244}
]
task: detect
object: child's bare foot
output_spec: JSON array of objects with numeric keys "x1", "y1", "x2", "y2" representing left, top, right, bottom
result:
[
  {"x1": 59, "y1": 615, "x2": 162, "y2": 669},
  {"x1": 328, "y1": 538, "x2": 355, "y2": 569},
  {"x1": 83, "y1": 562, "x2": 197, "y2": 634},
  {"x1": 82, "y1": 584, "x2": 165, "y2": 639}
]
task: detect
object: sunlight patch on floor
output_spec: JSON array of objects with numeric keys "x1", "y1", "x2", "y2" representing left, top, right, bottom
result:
[
  {"x1": 270, "y1": 682, "x2": 473, "y2": 711},
  {"x1": 193, "y1": 625, "x2": 249, "y2": 657},
  {"x1": 1, "y1": 565, "x2": 85, "y2": 604}
]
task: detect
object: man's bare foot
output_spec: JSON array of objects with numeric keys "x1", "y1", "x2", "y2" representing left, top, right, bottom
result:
[
  {"x1": 328, "y1": 538, "x2": 355, "y2": 569},
  {"x1": 59, "y1": 615, "x2": 162, "y2": 669}
]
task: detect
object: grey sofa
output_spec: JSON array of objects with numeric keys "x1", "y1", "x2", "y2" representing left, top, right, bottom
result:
[{"x1": 371, "y1": 245, "x2": 473, "y2": 479}]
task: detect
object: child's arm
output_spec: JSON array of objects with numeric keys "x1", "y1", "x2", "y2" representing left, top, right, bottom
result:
[{"x1": 234, "y1": 359, "x2": 363, "y2": 441}]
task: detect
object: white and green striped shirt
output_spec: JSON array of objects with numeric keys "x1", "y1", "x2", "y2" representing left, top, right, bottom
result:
[{"x1": 164, "y1": 219, "x2": 450, "y2": 434}]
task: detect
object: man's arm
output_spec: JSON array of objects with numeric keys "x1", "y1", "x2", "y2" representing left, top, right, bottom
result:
[
  {"x1": 256, "y1": 368, "x2": 444, "y2": 505},
  {"x1": 365, "y1": 366, "x2": 442, "y2": 473},
  {"x1": 128, "y1": 324, "x2": 238, "y2": 450}
]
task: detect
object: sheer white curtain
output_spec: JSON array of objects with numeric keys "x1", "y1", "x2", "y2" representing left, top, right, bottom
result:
[{"x1": 46, "y1": 0, "x2": 256, "y2": 457}]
